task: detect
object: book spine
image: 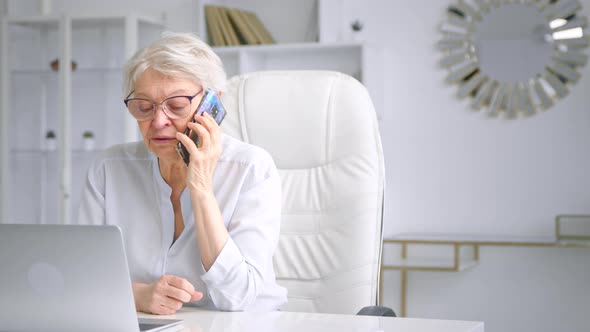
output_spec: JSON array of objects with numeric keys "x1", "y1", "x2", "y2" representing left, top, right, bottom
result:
[
  {"x1": 227, "y1": 8, "x2": 259, "y2": 45},
  {"x1": 245, "y1": 11, "x2": 275, "y2": 44},
  {"x1": 205, "y1": 5, "x2": 225, "y2": 46},
  {"x1": 217, "y1": 7, "x2": 240, "y2": 46}
]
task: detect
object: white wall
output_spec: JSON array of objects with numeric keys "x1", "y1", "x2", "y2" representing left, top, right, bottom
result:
[
  {"x1": 378, "y1": 2, "x2": 590, "y2": 238},
  {"x1": 363, "y1": 1, "x2": 590, "y2": 331},
  {"x1": 4, "y1": 1, "x2": 590, "y2": 331}
]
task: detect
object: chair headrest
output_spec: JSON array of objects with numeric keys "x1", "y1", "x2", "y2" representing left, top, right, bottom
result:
[{"x1": 221, "y1": 70, "x2": 379, "y2": 169}]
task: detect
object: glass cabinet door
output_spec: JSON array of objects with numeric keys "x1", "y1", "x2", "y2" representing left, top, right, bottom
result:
[
  {"x1": 1, "y1": 15, "x2": 164, "y2": 225},
  {"x1": 2, "y1": 17, "x2": 61, "y2": 225}
]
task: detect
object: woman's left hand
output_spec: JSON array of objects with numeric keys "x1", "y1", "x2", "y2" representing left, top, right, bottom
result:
[{"x1": 176, "y1": 112, "x2": 222, "y2": 193}]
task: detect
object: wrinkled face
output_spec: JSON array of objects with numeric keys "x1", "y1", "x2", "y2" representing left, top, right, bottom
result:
[{"x1": 133, "y1": 68, "x2": 202, "y2": 161}]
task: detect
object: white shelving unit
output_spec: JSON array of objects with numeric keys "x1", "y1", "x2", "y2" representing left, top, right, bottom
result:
[
  {"x1": 194, "y1": 0, "x2": 384, "y2": 120},
  {"x1": 214, "y1": 42, "x2": 363, "y2": 80},
  {"x1": 0, "y1": 14, "x2": 165, "y2": 225}
]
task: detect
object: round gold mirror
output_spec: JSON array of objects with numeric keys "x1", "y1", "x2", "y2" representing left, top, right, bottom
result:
[{"x1": 439, "y1": 0, "x2": 589, "y2": 118}]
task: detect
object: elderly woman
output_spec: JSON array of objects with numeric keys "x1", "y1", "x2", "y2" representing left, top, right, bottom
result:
[{"x1": 78, "y1": 32, "x2": 287, "y2": 314}]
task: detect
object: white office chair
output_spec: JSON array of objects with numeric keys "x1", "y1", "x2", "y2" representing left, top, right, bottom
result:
[{"x1": 221, "y1": 70, "x2": 390, "y2": 315}]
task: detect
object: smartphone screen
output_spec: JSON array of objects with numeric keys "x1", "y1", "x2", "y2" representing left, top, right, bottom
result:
[{"x1": 176, "y1": 89, "x2": 227, "y2": 165}]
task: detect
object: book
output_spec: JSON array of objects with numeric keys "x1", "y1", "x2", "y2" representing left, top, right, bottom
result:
[
  {"x1": 204, "y1": 5, "x2": 225, "y2": 46},
  {"x1": 243, "y1": 11, "x2": 275, "y2": 44},
  {"x1": 216, "y1": 7, "x2": 240, "y2": 46},
  {"x1": 206, "y1": 6, "x2": 275, "y2": 46},
  {"x1": 226, "y1": 8, "x2": 259, "y2": 45}
]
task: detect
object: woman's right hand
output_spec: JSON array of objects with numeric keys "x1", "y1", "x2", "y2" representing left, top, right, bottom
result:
[{"x1": 132, "y1": 275, "x2": 203, "y2": 315}]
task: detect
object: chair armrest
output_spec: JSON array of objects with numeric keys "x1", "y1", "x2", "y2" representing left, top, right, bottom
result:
[{"x1": 356, "y1": 305, "x2": 396, "y2": 317}]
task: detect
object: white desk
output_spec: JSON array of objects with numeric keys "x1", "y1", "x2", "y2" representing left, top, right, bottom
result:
[{"x1": 139, "y1": 307, "x2": 484, "y2": 332}]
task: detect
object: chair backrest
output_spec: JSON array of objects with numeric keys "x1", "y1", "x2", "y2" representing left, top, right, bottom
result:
[{"x1": 221, "y1": 70, "x2": 385, "y2": 314}]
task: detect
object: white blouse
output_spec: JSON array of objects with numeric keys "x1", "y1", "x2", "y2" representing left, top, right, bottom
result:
[{"x1": 78, "y1": 134, "x2": 287, "y2": 311}]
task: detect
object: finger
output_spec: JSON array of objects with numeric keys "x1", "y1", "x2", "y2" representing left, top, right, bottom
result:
[
  {"x1": 191, "y1": 291, "x2": 204, "y2": 301},
  {"x1": 187, "y1": 121, "x2": 210, "y2": 150},
  {"x1": 148, "y1": 294, "x2": 178, "y2": 315},
  {"x1": 154, "y1": 305, "x2": 176, "y2": 315},
  {"x1": 198, "y1": 112, "x2": 218, "y2": 131},
  {"x1": 200, "y1": 113, "x2": 221, "y2": 137},
  {"x1": 165, "y1": 275, "x2": 196, "y2": 295},
  {"x1": 200, "y1": 112, "x2": 221, "y2": 144},
  {"x1": 175, "y1": 131, "x2": 198, "y2": 155},
  {"x1": 165, "y1": 284, "x2": 192, "y2": 303},
  {"x1": 160, "y1": 295, "x2": 184, "y2": 311},
  {"x1": 193, "y1": 109, "x2": 202, "y2": 121}
]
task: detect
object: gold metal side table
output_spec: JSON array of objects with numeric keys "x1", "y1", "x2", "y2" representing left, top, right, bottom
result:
[{"x1": 380, "y1": 215, "x2": 590, "y2": 317}]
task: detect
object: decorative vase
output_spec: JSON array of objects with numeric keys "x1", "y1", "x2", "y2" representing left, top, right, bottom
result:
[
  {"x1": 351, "y1": 30, "x2": 364, "y2": 42},
  {"x1": 83, "y1": 136, "x2": 95, "y2": 151},
  {"x1": 82, "y1": 131, "x2": 95, "y2": 151},
  {"x1": 45, "y1": 130, "x2": 57, "y2": 151},
  {"x1": 350, "y1": 20, "x2": 364, "y2": 42},
  {"x1": 46, "y1": 138, "x2": 56, "y2": 151}
]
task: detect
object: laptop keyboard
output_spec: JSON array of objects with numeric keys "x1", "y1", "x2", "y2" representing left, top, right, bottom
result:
[{"x1": 139, "y1": 322, "x2": 166, "y2": 331}]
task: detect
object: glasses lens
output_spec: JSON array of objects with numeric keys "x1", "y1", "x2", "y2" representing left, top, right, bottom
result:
[
  {"x1": 127, "y1": 99, "x2": 154, "y2": 120},
  {"x1": 163, "y1": 97, "x2": 191, "y2": 119}
]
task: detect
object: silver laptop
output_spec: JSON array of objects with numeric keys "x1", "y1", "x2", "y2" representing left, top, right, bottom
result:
[{"x1": 0, "y1": 224, "x2": 183, "y2": 332}]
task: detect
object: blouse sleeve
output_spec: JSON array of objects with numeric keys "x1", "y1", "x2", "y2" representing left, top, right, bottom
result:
[
  {"x1": 78, "y1": 157, "x2": 106, "y2": 226},
  {"x1": 200, "y1": 153, "x2": 283, "y2": 311}
]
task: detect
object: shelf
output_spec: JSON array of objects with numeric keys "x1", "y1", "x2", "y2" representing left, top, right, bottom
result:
[
  {"x1": 71, "y1": 14, "x2": 165, "y2": 28},
  {"x1": 386, "y1": 232, "x2": 590, "y2": 247},
  {"x1": 213, "y1": 42, "x2": 363, "y2": 54},
  {"x1": 213, "y1": 41, "x2": 365, "y2": 84},
  {"x1": 10, "y1": 148, "x2": 103, "y2": 154},
  {"x1": 387, "y1": 233, "x2": 557, "y2": 246},
  {"x1": 383, "y1": 257, "x2": 479, "y2": 272},
  {"x1": 10, "y1": 67, "x2": 124, "y2": 75},
  {"x1": 6, "y1": 14, "x2": 164, "y2": 28},
  {"x1": 5, "y1": 16, "x2": 60, "y2": 28}
]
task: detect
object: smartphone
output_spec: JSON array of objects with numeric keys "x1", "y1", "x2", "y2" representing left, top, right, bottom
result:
[{"x1": 176, "y1": 89, "x2": 227, "y2": 166}]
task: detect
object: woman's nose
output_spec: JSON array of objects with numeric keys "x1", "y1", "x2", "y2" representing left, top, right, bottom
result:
[{"x1": 151, "y1": 105, "x2": 171, "y2": 128}]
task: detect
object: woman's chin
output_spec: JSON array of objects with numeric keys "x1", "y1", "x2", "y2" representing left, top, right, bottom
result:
[{"x1": 148, "y1": 143, "x2": 181, "y2": 161}]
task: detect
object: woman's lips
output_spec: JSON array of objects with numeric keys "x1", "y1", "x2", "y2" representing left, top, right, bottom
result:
[{"x1": 152, "y1": 137, "x2": 176, "y2": 144}]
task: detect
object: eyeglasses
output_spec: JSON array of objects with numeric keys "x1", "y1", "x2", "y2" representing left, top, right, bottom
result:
[{"x1": 123, "y1": 90, "x2": 203, "y2": 121}]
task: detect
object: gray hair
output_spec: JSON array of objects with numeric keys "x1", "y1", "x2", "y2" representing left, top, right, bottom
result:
[{"x1": 123, "y1": 32, "x2": 227, "y2": 96}]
